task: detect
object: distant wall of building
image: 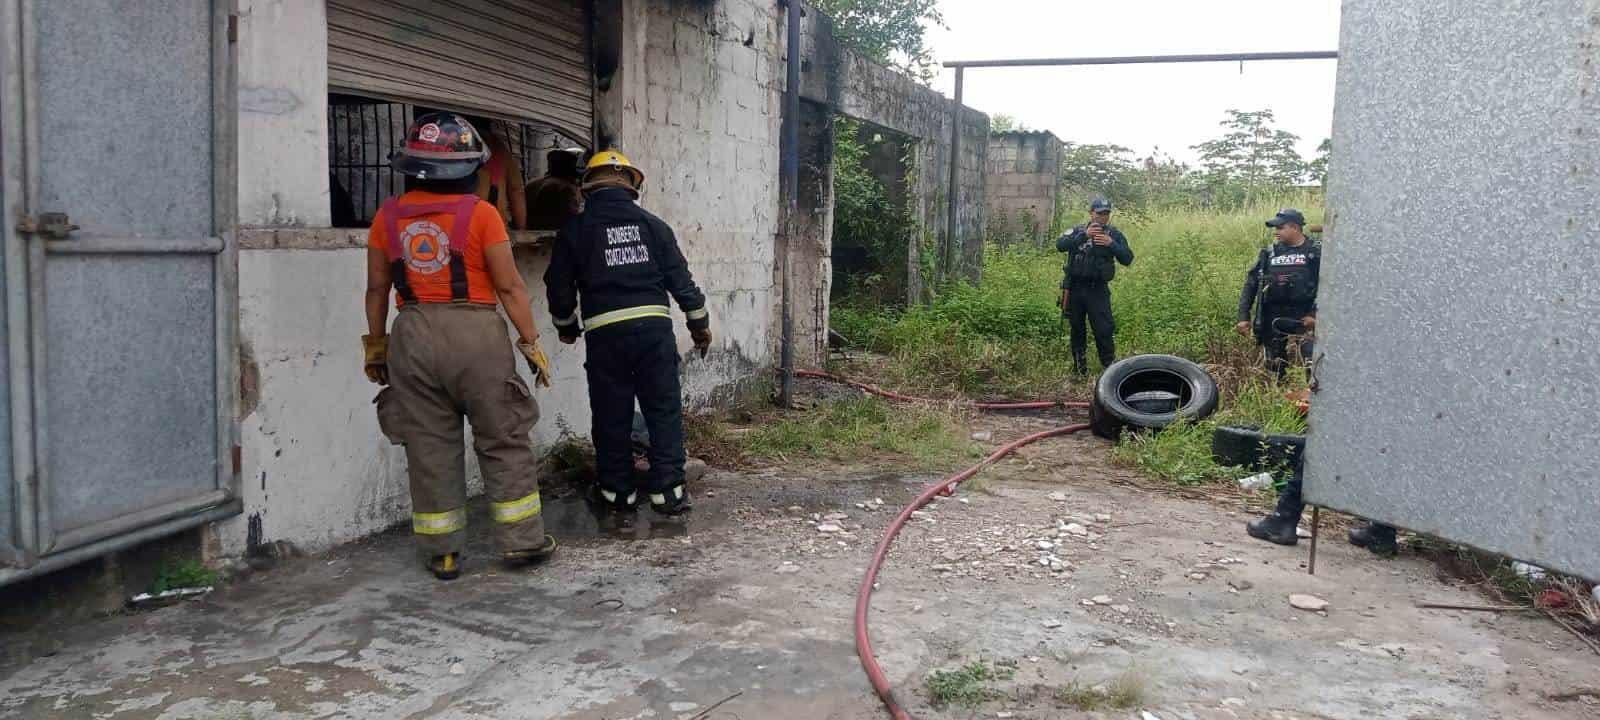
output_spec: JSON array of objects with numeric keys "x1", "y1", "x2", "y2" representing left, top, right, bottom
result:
[{"x1": 985, "y1": 131, "x2": 1063, "y2": 246}]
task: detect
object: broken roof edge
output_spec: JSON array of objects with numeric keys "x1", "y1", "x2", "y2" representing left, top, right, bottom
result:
[{"x1": 989, "y1": 129, "x2": 1063, "y2": 143}]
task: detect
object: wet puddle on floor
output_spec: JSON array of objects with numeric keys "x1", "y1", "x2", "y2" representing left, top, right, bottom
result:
[{"x1": 540, "y1": 492, "x2": 694, "y2": 541}]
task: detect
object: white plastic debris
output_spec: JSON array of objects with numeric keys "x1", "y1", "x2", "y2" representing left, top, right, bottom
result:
[
  {"x1": 1511, "y1": 561, "x2": 1547, "y2": 582},
  {"x1": 128, "y1": 586, "x2": 213, "y2": 605},
  {"x1": 1237, "y1": 472, "x2": 1275, "y2": 491}
]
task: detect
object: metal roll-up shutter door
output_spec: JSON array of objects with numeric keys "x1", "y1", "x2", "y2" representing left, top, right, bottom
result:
[{"x1": 328, "y1": 0, "x2": 592, "y2": 141}]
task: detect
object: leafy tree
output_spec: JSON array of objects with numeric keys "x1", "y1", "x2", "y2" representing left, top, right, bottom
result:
[
  {"x1": 814, "y1": 0, "x2": 945, "y2": 81},
  {"x1": 990, "y1": 114, "x2": 1032, "y2": 134},
  {"x1": 1191, "y1": 109, "x2": 1308, "y2": 190},
  {"x1": 1306, "y1": 138, "x2": 1332, "y2": 186}
]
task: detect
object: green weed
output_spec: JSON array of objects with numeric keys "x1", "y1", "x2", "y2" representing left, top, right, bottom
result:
[
  {"x1": 739, "y1": 397, "x2": 975, "y2": 469},
  {"x1": 925, "y1": 660, "x2": 1016, "y2": 708},
  {"x1": 150, "y1": 558, "x2": 217, "y2": 594},
  {"x1": 1055, "y1": 670, "x2": 1146, "y2": 710}
]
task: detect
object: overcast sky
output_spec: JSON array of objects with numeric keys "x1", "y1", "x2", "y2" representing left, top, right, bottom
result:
[{"x1": 926, "y1": 0, "x2": 1341, "y2": 164}]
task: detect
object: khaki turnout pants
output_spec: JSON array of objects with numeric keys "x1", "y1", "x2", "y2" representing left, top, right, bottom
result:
[{"x1": 375, "y1": 304, "x2": 545, "y2": 557}]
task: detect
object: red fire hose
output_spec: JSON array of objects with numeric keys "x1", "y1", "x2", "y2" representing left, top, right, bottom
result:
[{"x1": 794, "y1": 369, "x2": 1090, "y2": 719}]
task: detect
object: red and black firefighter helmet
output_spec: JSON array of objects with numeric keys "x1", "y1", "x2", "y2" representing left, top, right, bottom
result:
[{"x1": 389, "y1": 112, "x2": 490, "y2": 181}]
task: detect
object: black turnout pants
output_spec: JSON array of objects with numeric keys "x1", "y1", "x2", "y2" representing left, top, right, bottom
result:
[{"x1": 586, "y1": 318, "x2": 686, "y2": 496}]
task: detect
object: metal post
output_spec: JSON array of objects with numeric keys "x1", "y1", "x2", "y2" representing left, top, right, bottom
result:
[
  {"x1": 1308, "y1": 506, "x2": 1321, "y2": 575},
  {"x1": 942, "y1": 50, "x2": 1338, "y2": 69},
  {"x1": 778, "y1": 0, "x2": 801, "y2": 408},
  {"x1": 944, "y1": 65, "x2": 963, "y2": 285}
]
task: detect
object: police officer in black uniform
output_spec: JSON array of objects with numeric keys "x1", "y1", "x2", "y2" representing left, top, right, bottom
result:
[
  {"x1": 1235, "y1": 208, "x2": 1319, "y2": 377},
  {"x1": 1240, "y1": 209, "x2": 1398, "y2": 555},
  {"x1": 546, "y1": 149, "x2": 711, "y2": 516},
  {"x1": 1057, "y1": 197, "x2": 1134, "y2": 375}
]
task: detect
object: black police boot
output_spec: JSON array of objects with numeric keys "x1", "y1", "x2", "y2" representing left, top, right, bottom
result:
[
  {"x1": 1348, "y1": 522, "x2": 1399, "y2": 557},
  {"x1": 1246, "y1": 512, "x2": 1300, "y2": 546},
  {"x1": 649, "y1": 484, "x2": 693, "y2": 516},
  {"x1": 586, "y1": 484, "x2": 639, "y2": 513}
]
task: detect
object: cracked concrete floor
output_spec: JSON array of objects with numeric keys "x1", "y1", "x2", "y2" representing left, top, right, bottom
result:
[{"x1": 1, "y1": 414, "x2": 1596, "y2": 720}]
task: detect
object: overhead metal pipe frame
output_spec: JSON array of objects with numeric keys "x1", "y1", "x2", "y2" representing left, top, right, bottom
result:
[{"x1": 942, "y1": 50, "x2": 1339, "y2": 282}]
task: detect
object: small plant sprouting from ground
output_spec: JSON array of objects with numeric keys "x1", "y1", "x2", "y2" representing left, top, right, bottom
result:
[
  {"x1": 150, "y1": 558, "x2": 217, "y2": 595},
  {"x1": 1055, "y1": 670, "x2": 1147, "y2": 711},
  {"x1": 925, "y1": 660, "x2": 1016, "y2": 708}
]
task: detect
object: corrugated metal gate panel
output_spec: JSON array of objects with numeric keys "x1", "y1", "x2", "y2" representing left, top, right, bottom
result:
[
  {"x1": 31, "y1": 0, "x2": 228, "y2": 555},
  {"x1": 328, "y1": 0, "x2": 592, "y2": 141},
  {"x1": 1309, "y1": 0, "x2": 1600, "y2": 581}
]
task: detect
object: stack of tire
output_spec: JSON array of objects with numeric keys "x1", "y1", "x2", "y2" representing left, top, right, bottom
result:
[{"x1": 1088, "y1": 355, "x2": 1220, "y2": 439}]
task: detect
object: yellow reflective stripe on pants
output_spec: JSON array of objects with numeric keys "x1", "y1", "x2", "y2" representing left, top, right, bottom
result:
[
  {"x1": 413, "y1": 507, "x2": 467, "y2": 536},
  {"x1": 584, "y1": 305, "x2": 671, "y2": 331},
  {"x1": 491, "y1": 491, "x2": 543, "y2": 524}
]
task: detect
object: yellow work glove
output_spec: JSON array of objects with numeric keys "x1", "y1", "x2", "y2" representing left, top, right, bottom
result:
[
  {"x1": 517, "y1": 340, "x2": 553, "y2": 388},
  {"x1": 362, "y1": 334, "x2": 389, "y2": 385}
]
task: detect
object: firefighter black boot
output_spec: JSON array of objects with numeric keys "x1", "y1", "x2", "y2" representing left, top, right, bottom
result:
[
  {"x1": 1348, "y1": 522, "x2": 1399, "y2": 557},
  {"x1": 587, "y1": 484, "x2": 639, "y2": 513},
  {"x1": 650, "y1": 484, "x2": 693, "y2": 516},
  {"x1": 428, "y1": 553, "x2": 462, "y2": 581}
]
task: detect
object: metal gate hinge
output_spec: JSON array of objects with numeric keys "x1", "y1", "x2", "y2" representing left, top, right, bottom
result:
[{"x1": 16, "y1": 213, "x2": 79, "y2": 239}]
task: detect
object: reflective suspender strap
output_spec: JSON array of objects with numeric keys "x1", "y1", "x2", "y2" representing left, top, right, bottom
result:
[
  {"x1": 380, "y1": 199, "x2": 418, "y2": 305},
  {"x1": 445, "y1": 197, "x2": 476, "y2": 303}
]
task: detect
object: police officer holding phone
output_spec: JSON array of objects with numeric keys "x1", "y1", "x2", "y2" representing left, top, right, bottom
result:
[{"x1": 1057, "y1": 197, "x2": 1134, "y2": 375}]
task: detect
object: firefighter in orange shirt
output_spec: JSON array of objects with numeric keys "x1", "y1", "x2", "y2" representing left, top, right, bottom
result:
[{"x1": 361, "y1": 112, "x2": 556, "y2": 580}]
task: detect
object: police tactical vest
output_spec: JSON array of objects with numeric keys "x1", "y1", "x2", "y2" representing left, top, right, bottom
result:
[
  {"x1": 1260, "y1": 242, "x2": 1319, "y2": 306},
  {"x1": 1065, "y1": 224, "x2": 1120, "y2": 283}
]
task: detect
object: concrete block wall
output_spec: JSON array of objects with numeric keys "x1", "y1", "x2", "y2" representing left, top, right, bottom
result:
[
  {"x1": 605, "y1": 0, "x2": 784, "y2": 386},
  {"x1": 986, "y1": 132, "x2": 1063, "y2": 246},
  {"x1": 799, "y1": 8, "x2": 989, "y2": 291}
]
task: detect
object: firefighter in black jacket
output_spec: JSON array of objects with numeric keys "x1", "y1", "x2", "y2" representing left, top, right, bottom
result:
[
  {"x1": 1056, "y1": 197, "x2": 1134, "y2": 374},
  {"x1": 545, "y1": 150, "x2": 711, "y2": 515},
  {"x1": 1235, "y1": 208, "x2": 1319, "y2": 377}
]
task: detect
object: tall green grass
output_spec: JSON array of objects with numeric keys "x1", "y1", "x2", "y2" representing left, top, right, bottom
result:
[
  {"x1": 833, "y1": 202, "x2": 1320, "y2": 485},
  {"x1": 834, "y1": 203, "x2": 1321, "y2": 397}
]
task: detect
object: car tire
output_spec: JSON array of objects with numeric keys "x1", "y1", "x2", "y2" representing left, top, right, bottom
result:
[{"x1": 1090, "y1": 355, "x2": 1220, "y2": 438}]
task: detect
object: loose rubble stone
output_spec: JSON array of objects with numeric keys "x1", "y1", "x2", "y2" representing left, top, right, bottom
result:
[
  {"x1": 823, "y1": 512, "x2": 849, "y2": 521},
  {"x1": 450, "y1": 663, "x2": 465, "y2": 675},
  {"x1": 1289, "y1": 594, "x2": 1330, "y2": 612},
  {"x1": 816, "y1": 523, "x2": 843, "y2": 534},
  {"x1": 1094, "y1": 513, "x2": 1113, "y2": 523},
  {"x1": 1064, "y1": 523, "x2": 1090, "y2": 537},
  {"x1": 1188, "y1": 573, "x2": 1209, "y2": 581},
  {"x1": 1035, "y1": 540, "x2": 1055, "y2": 550},
  {"x1": 971, "y1": 431, "x2": 994, "y2": 442},
  {"x1": 1042, "y1": 619, "x2": 1062, "y2": 629},
  {"x1": 1091, "y1": 595, "x2": 1114, "y2": 605},
  {"x1": 1228, "y1": 579, "x2": 1254, "y2": 591},
  {"x1": 1048, "y1": 491, "x2": 1068, "y2": 502}
]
